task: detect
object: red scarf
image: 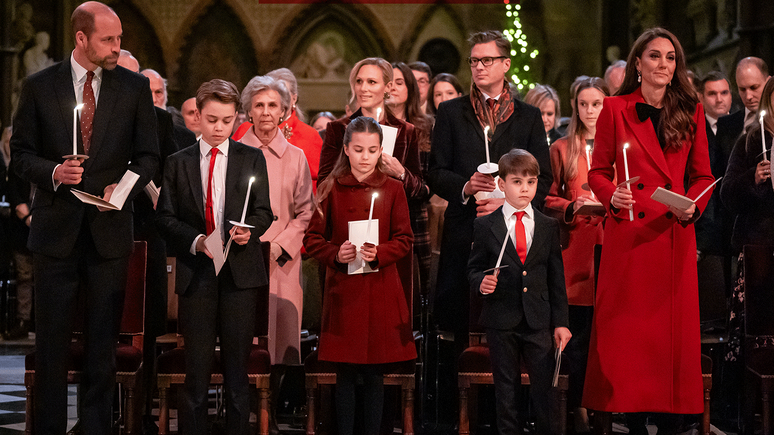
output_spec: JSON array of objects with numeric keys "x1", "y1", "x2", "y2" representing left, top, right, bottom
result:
[{"x1": 470, "y1": 80, "x2": 514, "y2": 139}]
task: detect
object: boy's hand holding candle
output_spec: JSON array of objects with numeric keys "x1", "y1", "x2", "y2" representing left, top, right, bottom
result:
[
  {"x1": 480, "y1": 274, "x2": 497, "y2": 294},
  {"x1": 229, "y1": 226, "x2": 251, "y2": 245}
]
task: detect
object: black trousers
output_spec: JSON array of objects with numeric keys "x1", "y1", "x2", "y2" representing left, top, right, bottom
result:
[
  {"x1": 178, "y1": 265, "x2": 257, "y2": 435},
  {"x1": 486, "y1": 322, "x2": 560, "y2": 435},
  {"x1": 33, "y1": 224, "x2": 129, "y2": 435}
]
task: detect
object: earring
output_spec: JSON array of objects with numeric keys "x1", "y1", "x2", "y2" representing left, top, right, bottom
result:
[
  {"x1": 384, "y1": 91, "x2": 390, "y2": 100},
  {"x1": 637, "y1": 71, "x2": 641, "y2": 83},
  {"x1": 249, "y1": 117, "x2": 253, "y2": 123}
]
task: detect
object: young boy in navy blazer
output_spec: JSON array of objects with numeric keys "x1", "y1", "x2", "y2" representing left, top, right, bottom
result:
[
  {"x1": 156, "y1": 79, "x2": 273, "y2": 435},
  {"x1": 468, "y1": 148, "x2": 571, "y2": 435}
]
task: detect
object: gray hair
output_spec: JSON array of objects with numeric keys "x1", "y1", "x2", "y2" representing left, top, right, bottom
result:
[
  {"x1": 266, "y1": 68, "x2": 298, "y2": 97},
  {"x1": 241, "y1": 75, "x2": 291, "y2": 116}
]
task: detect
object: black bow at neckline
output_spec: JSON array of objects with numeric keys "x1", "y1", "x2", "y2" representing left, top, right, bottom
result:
[{"x1": 636, "y1": 102, "x2": 662, "y2": 122}]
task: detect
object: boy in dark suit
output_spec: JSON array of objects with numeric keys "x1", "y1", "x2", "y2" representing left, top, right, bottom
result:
[
  {"x1": 468, "y1": 148, "x2": 571, "y2": 435},
  {"x1": 156, "y1": 79, "x2": 273, "y2": 435}
]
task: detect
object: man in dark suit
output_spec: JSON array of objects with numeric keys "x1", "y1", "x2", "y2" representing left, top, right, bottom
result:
[
  {"x1": 427, "y1": 30, "x2": 551, "y2": 344},
  {"x1": 9, "y1": 2, "x2": 159, "y2": 433},
  {"x1": 716, "y1": 57, "x2": 770, "y2": 163},
  {"x1": 468, "y1": 149, "x2": 569, "y2": 435},
  {"x1": 156, "y1": 79, "x2": 273, "y2": 435}
]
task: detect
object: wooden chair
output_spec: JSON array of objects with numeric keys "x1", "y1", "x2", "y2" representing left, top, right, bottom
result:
[
  {"x1": 304, "y1": 254, "x2": 416, "y2": 435},
  {"x1": 457, "y1": 280, "x2": 570, "y2": 435},
  {"x1": 156, "y1": 241, "x2": 272, "y2": 435},
  {"x1": 742, "y1": 244, "x2": 774, "y2": 435},
  {"x1": 24, "y1": 241, "x2": 148, "y2": 435}
]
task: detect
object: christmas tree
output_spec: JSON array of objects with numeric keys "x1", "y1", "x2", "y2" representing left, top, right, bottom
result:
[{"x1": 503, "y1": 1, "x2": 539, "y2": 91}]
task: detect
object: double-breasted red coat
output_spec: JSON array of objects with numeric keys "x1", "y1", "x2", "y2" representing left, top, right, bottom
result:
[
  {"x1": 303, "y1": 170, "x2": 416, "y2": 364},
  {"x1": 544, "y1": 137, "x2": 605, "y2": 306},
  {"x1": 583, "y1": 88, "x2": 714, "y2": 413}
]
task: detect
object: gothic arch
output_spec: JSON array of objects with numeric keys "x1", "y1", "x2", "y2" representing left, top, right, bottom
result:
[{"x1": 110, "y1": 0, "x2": 166, "y2": 75}]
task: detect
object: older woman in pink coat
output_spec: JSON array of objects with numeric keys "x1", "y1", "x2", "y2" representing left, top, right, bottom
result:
[{"x1": 239, "y1": 75, "x2": 314, "y2": 364}]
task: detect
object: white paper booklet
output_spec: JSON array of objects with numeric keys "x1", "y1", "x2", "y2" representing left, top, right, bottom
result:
[
  {"x1": 347, "y1": 219, "x2": 379, "y2": 275},
  {"x1": 144, "y1": 180, "x2": 160, "y2": 203},
  {"x1": 474, "y1": 176, "x2": 506, "y2": 201},
  {"x1": 71, "y1": 170, "x2": 140, "y2": 211},
  {"x1": 381, "y1": 125, "x2": 399, "y2": 156},
  {"x1": 650, "y1": 177, "x2": 722, "y2": 210},
  {"x1": 203, "y1": 231, "x2": 226, "y2": 275}
]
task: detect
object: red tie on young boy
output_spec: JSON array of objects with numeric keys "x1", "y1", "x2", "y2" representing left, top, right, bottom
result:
[
  {"x1": 514, "y1": 211, "x2": 527, "y2": 263},
  {"x1": 205, "y1": 148, "x2": 219, "y2": 235}
]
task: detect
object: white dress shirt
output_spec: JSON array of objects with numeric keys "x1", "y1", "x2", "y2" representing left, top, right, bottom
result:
[
  {"x1": 705, "y1": 114, "x2": 718, "y2": 135},
  {"x1": 190, "y1": 138, "x2": 230, "y2": 254},
  {"x1": 502, "y1": 200, "x2": 534, "y2": 255},
  {"x1": 53, "y1": 53, "x2": 104, "y2": 189}
]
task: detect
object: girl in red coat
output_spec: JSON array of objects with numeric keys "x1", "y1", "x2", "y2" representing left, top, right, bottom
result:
[
  {"x1": 544, "y1": 76, "x2": 609, "y2": 433},
  {"x1": 584, "y1": 28, "x2": 714, "y2": 434},
  {"x1": 303, "y1": 116, "x2": 415, "y2": 435}
]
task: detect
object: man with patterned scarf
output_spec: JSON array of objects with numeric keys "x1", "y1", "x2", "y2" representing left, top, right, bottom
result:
[{"x1": 427, "y1": 29, "x2": 551, "y2": 412}]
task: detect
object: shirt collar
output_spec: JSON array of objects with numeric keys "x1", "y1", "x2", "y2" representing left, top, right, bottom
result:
[
  {"x1": 482, "y1": 91, "x2": 500, "y2": 101},
  {"x1": 199, "y1": 138, "x2": 230, "y2": 158},
  {"x1": 70, "y1": 51, "x2": 103, "y2": 83},
  {"x1": 705, "y1": 114, "x2": 718, "y2": 126},
  {"x1": 502, "y1": 200, "x2": 533, "y2": 221}
]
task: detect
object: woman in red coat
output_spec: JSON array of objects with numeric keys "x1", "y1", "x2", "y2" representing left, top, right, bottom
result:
[
  {"x1": 584, "y1": 28, "x2": 714, "y2": 433},
  {"x1": 544, "y1": 76, "x2": 608, "y2": 432},
  {"x1": 304, "y1": 117, "x2": 415, "y2": 435}
]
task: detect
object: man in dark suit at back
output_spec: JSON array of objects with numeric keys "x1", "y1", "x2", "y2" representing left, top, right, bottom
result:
[
  {"x1": 696, "y1": 72, "x2": 734, "y2": 272},
  {"x1": 427, "y1": 30, "x2": 551, "y2": 409},
  {"x1": 10, "y1": 2, "x2": 158, "y2": 433},
  {"x1": 716, "y1": 57, "x2": 770, "y2": 159}
]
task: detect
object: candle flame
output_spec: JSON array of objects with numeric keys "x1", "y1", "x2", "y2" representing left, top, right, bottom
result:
[
  {"x1": 75, "y1": 104, "x2": 84, "y2": 110},
  {"x1": 250, "y1": 176, "x2": 255, "y2": 183},
  {"x1": 623, "y1": 142, "x2": 630, "y2": 149},
  {"x1": 586, "y1": 144, "x2": 591, "y2": 151},
  {"x1": 372, "y1": 192, "x2": 379, "y2": 199},
  {"x1": 762, "y1": 110, "x2": 768, "y2": 120},
  {"x1": 484, "y1": 125, "x2": 490, "y2": 135}
]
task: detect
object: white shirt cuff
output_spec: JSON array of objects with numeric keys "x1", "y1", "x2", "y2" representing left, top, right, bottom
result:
[
  {"x1": 190, "y1": 234, "x2": 204, "y2": 255},
  {"x1": 52, "y1": 164, "x2": 62, "y2": 191}
]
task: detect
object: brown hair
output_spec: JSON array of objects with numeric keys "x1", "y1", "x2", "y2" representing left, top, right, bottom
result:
[
  {"x1": 71, "y1": 2, "x2": 116, "y2": 38},
  {"x1": 315, "y1": 117, "x2": 384, "y2": 218},
  {"x1": 427, "y1": 73, "x2": 464, "y2": 115},
  {"x1": 195, "y1": 79, "x2": 241, "y2": 112},
  {"x1": 564, "y1": 77, "x2": 609, "y2": 184},
  {"x1": 467, "y1": 31, "x2": 511, "y2": 58},
  {"x1": 391, "y1": 62, "x2": 433, "y2": 152},
  {"x1": 617, "y1": 27, "x2": 698, "y2": 150},
  {"x1": 498, "y1": 148, "x2": 539, "y2": 178},
  {"x1": 698, "y1": 71, "x2": 730, "y2": 94}
]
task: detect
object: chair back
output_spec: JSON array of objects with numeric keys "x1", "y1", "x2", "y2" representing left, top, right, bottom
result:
[
  {"x1": 254, "y1": 241, "x2": 272, "y2": 341},
  {"x1": 743, "y1": 244, "x2": 774, "y2": 337},
  {"x1": 72, "y1": 241, "x2": 147, "y2": 335},
  {"x1": 120, "y1": 241, "x2": 147, "y2": 335}
]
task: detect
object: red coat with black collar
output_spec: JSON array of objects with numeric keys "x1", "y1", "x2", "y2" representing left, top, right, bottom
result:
[{"x1": 583, "y1": 88, "x2": 714, "y2": 413}]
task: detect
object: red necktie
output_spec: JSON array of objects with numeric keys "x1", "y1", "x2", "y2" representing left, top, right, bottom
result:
[
  {"x1": 205, "y1": 148, "x2": 219, "y2": 235},
  {"x1": 514, "y1": 211, "x2": 527, "y2": 263},
  {"x1": 81, "y1": 71, "x2": 96, "y2": 154},
  {"x1": 487, "y1": 98, "x2": 496, "y2": 111}
]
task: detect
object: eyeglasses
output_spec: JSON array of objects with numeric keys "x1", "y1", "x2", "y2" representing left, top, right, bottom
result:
[
  {"x1": 467, "y1": 56, "x2": 508, "y2": 67},
  {"x1": 416, "y1": 78, "x2": 430, "y2": 85}
]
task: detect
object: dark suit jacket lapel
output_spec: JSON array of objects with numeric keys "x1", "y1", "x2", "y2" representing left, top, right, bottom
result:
[
  {"x1": 185, "y1": 143, "x2": 205, "y2": 222},
  {"x1": 491, "y1": 101, "x2": 518, "y2": 144},
  {"x1": 622, "y1": 92, "x2": 671, "y2": 180},
  {"x1": 526, "y1": 212, "x2": 548, "y2": 265},
  {"x1": 224, "y1": 140, "x2": 246, "y2": 226},
  {"x1": 87, "y1": 68, "x2": 118, "y2": 159},
  {"x1": 54, "y1": 60, "x2": 77, "y2": 156},
  {"x1": 488, "y1": 212, "x2": 522, "y2": 266},
  {"x1": 462, "y1": 100, "x2": 485, "y2": 143}
]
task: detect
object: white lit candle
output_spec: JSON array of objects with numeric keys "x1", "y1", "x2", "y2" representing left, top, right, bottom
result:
[
  {"x1": 585, "y1": 143, "x2": 595, "y2": 201},
  {"x1": 73, "y1": 104, "x2": 84, "y2": 156},
  {"x1": 494, "y1": 217, "x2": 516, "y2": 270},
  {"x1": 622, "y1": 143, "x2": 633, "y2": 221},
  {"x1": 484, "y1": 125, "x2": 491, "y2": 168},
  {"x1": 761, "y1": 110, "x2": 768, "y2": 160},
  {"x1": 365, "y1": 192, "x2": 379, "y2": 241},
  {"x1": 240, "y1": 176, "x2": 255, "y2": 224}
]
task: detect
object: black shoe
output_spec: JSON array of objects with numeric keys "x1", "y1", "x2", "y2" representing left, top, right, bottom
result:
[{"x1": 4, "y1": 320, "x2": 30, "y2": 340}]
